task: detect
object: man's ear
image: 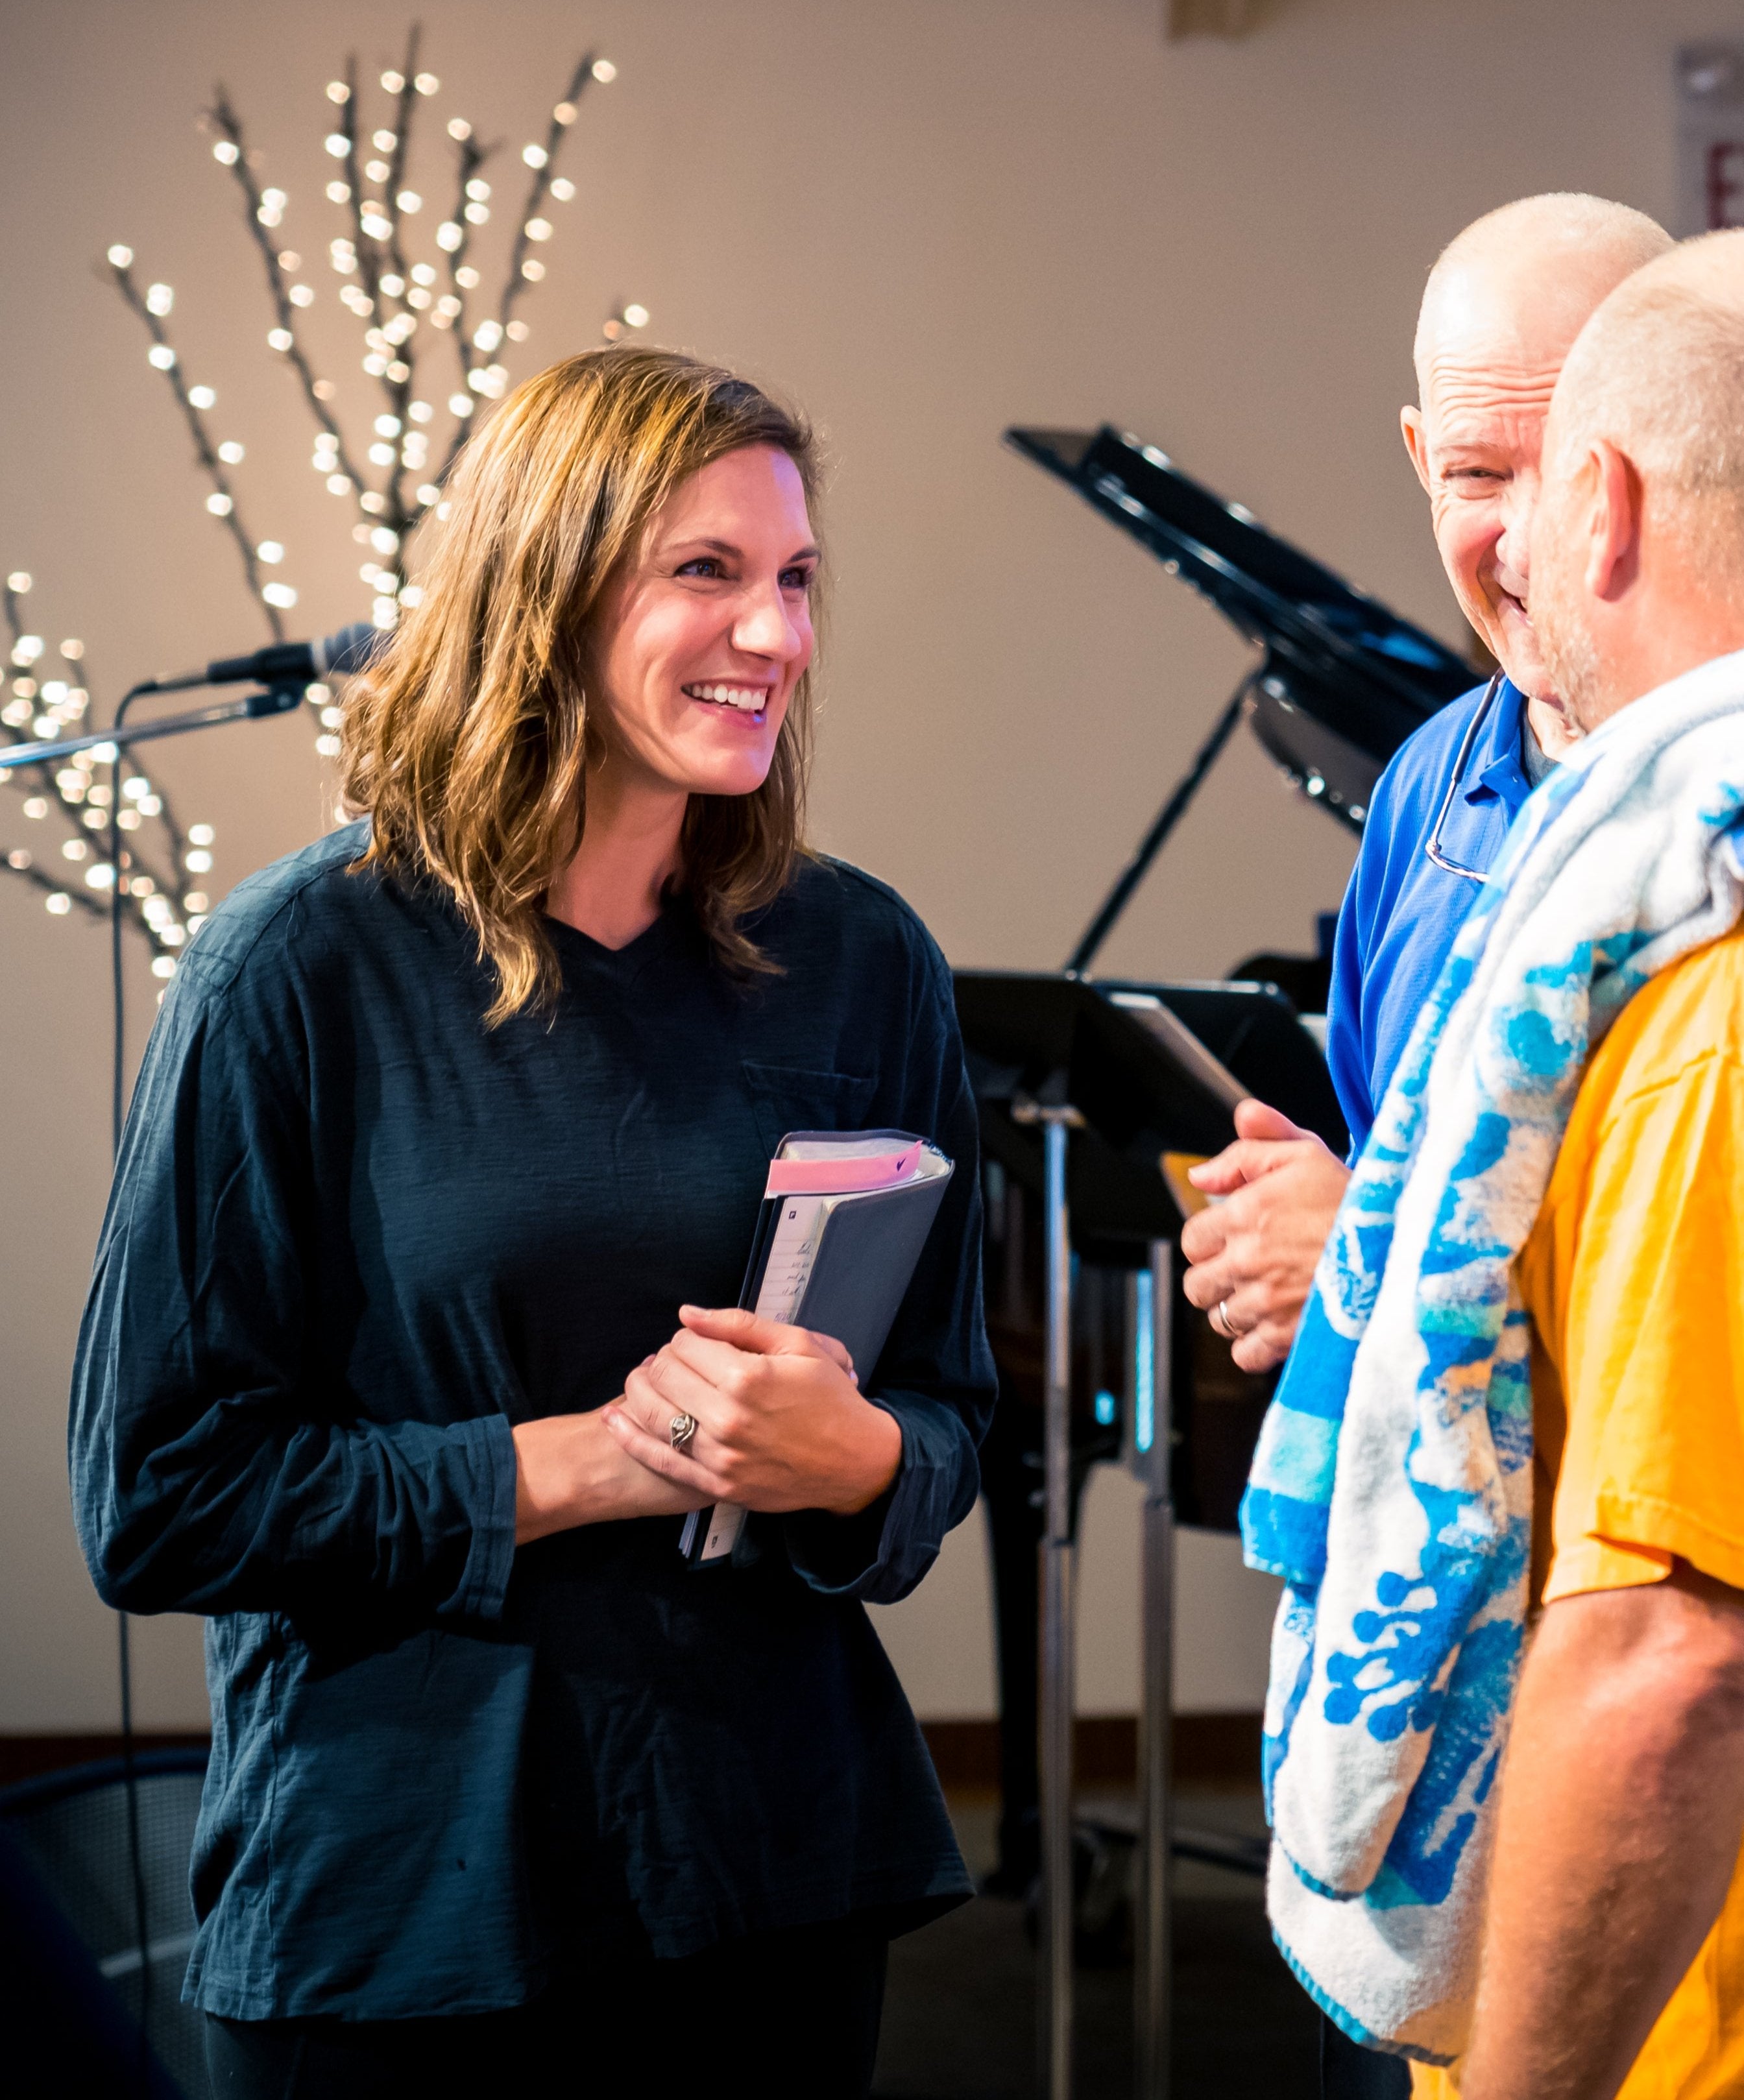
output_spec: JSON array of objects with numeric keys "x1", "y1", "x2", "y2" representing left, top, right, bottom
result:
[
  {"x1": 1584, "y1": 439, "x2": 1643, "y2": 603},
  {"x1": 1401, "y1": 405, "x2": 1433, "y2": 496}
]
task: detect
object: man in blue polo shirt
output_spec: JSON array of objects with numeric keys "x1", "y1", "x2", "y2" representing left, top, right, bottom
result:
[{"x1": 1181, "y1": 193, "x2": 1671, "y2": 1380}]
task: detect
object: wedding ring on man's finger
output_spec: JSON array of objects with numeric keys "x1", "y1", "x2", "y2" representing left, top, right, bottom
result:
[
  {"x1": 669, "y1": 1412, "x2": 699, "y2": 1453},
  {"x1": 1211, "y1": 1300, "x2": 1239, "y2": 1341}
]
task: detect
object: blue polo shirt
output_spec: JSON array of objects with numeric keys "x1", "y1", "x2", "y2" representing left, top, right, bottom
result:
[{"x1": 1324, "y1": 676, "x2": 1532, "y2": 1155}]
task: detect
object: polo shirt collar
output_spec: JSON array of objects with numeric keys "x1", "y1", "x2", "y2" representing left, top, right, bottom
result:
[{"x1": 1464, "y1": 675, "x2": 1533, "y2": 818}]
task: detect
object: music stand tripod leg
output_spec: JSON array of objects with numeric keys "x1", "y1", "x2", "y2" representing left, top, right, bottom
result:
[
  {"x1": 1135, "y1": 1241, "x2": 1175, "y2": 2099},
  {"x1": 1015, "y1": 1100, "x2": 1082, "y2": 2100}
]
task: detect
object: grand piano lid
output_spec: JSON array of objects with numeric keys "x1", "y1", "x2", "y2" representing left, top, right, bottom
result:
[{"x1": 1007, "y1": 424, "x2": 1476, "y2": 830}]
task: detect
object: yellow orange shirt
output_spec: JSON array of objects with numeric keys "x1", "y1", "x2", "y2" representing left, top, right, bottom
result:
[{"x1": 1414, "y1": 924, "x2": 1744, "y2": 2100}]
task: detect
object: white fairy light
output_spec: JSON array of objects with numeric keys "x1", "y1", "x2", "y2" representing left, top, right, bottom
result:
[
  {"x1": 324, "y1": 133, "x2": 350, "y2": 158},
  {"x1": 326, "y1": 180, "x2": 351, "y2": 204},
  {"x1": 416, "y1": 482, "x2": 441, "y2": 505},
  {"x1": 189, "y1": 385, "x2": 217, "y2": 409},
  {"x1": 465, "y1": 177, "x2": 490, "y2": 201},
  {"x1": 47, "y1": 894, "x2": 73, "y2": 917},
  {"x1": 550, "y1": 178, "x2": 575, "y2": 202},
  {"x1": 212, "y1": 140, "x2": 239, "y2": 165},
  {"x1": 366, "y1": 159, "x2": 391, "y2": 183},
  {"x1": 473, "y1": 319, "x2": 502, "y2": 352},
  {"x1": 256, "y1": 540, "x2": 284, "y2": 563},
  {"x1": 369, "y1": 442, "x2": 396, "y2": 466},
  {"x1": 218, "y1": 441, "x2": 245, "y2": 463},
  {"x1": 521, "y1": 259, "x2": 545, "y2": 282},
  {"x1": 148, "y1": 344, "x2": 176, "y2": 370},
  {"x1": 370, "y1": 525, "x2": 400, "y2": 553},
  {"x1": 151, "y1": 954, "x2": 175, "y2": 977},
  {"x1": 58, "y1": 638, "x2": 82, "y2": 660},
  {"x1": 435, "y1": 222, "x2": 463, "y2": 252},
  {"x1": 463, "y1": 202, "x2": 489, "y2": 226},
  {"x1": 12, "y1": 635, "x2": 44, "y2": 665},
  {"x1": 590, "y1": 59, "x2": 616, "y2": 82},
  {"x1": 145, "y1": 282, "x2": 174, "y2": 315},
  {"x1": 454, "y1": 265, "x2": 479, "y2": 289},
  {"x1": 107, "y1": 244, "x2": 134, "y2": 267},
  {"x1": 62, "y1": 838, "x2": 88, "y2": 862},
  {"x1": 22, "y1": 798, "x2": 47, "y2": 819},
  {"x1": 188, "y1": 824, "x2": 214, "y2": 846},
  {"x1": 525, "y1": 218, "x2": 552, "y2": 243},
  {"x1": 289, "y1": 285, "x2": 315, "y2": 307},
  {"x1": 206, "y1": 492, "x2": 233, "y2": 515},
  {"x1": 372, "y1": 128, "x2": 396, "y2": 151},
  {"x1": 86, "y1": 863, "x2": 116, "y2": 890},
  {"x1": 624, "y1": 304, "x2": 649, "y2": 328},
  {"x1": 397, "y1": 191, "x2": 422, "y2": 213},
  {"x1": 326, "y1": 474, "x2": 352, "y2": 494},
  {"x1": 267, "y1": 328, "x2": 293, "y2": 351},
  {"x1": 522, "y1": 143, "x2": 548, "y2": 169},
  {"x1": 6, "y1": 849, "x2": 29, "y2": 870},
  {"x1": 407, "y1": 398, "x2": 433, "y2": 422},
  {"x1": 326, "y1": 79, "x2": 350, "y2": 103},
  {"x1": 447, "y1": 117, "x2": 472, "y2": 141},
  {"x1": 261, "y1": 582, "x2": 298, "y2": 609},
  {"x1": 415, "y1": 72, "x2": 439, "y2": 94},
  {"x1": 379, "y1": 75, "x2": 403, "y2": 97},
  {"x1": 554, "y1": 101, "x2": 578, "y2": 124},
  {"x1": 184, "y1": 850, "x2": 213, "y2": 874},
  {"x1": 5, "y1": 572, "x2": 30, "y2": 592},
  {"x1": 185, "y1": 890, "x2": 209, "y2": 912},
  {"x1": 374, "y1": 413, "x2": 402, "y2": 437}
]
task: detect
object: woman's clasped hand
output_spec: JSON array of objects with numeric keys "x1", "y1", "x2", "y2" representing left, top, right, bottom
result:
[{"x1": 605, "y1": 1305, "x2": 904, "y2": 1517}]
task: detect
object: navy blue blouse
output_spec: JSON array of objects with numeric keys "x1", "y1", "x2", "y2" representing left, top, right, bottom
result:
[{"x1": 69, "y1": 824, "x2": 994, "y2": 2020}]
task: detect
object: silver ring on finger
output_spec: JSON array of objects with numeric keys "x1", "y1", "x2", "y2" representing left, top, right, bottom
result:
[
  {"x1": 669, "y1": 1411, "x2": 699, "y2": 1453},
  {"x1": 1213, "y1": 1299, "x2": 1240, "y2": 1341}
]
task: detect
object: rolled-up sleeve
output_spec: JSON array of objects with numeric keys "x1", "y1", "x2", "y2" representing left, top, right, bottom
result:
[
  {"x1": 784, "y1": 933, "x2": 995, "y2": 1603},
  {"x1": 68, "y1": 948, "x2": 517, "y2": 1626}
]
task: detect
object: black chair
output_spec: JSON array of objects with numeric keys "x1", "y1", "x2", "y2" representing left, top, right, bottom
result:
[{"x1": 0, "y1": 1748, "x2": 210, "y2": 2097}]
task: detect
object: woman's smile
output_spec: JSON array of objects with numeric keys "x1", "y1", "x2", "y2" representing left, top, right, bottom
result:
[{"x1": 682, "y1": 679, "x2": 776, "y2": 717}]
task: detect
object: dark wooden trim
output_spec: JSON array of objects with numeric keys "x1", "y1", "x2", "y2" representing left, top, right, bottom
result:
[
  {"x1": 920, "y1": 1713, "x2": 1261, "y2": 1791},
  {"x1": 0, "y1": 1733, "x2": 210, "y2": 1791},
  {"x1": 1, "y1": 1713, "x2": 1264, "y2": 1796}
]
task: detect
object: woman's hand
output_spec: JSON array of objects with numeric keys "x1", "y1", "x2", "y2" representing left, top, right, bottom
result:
[
  {"x1": 513, "y1": 1408, "x2": 711, "y2": 1546},
  {"x1": 601, "y1": 1306, "x2": 904, "y2": 1517}
]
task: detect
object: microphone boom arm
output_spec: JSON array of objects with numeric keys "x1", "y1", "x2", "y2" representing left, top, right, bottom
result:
[{"x1": 0, "y1": 681, "x2": 304, "y2": 773}]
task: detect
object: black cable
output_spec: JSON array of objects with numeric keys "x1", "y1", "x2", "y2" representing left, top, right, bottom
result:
[{"x1": 107, "y1": 685, "x2": 154, "y2": 2088}]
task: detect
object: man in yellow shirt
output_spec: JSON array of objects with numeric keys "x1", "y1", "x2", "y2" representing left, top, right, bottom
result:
[{"x1": 1424, "y1": 232, "x2": 1744, "y2": 2100}]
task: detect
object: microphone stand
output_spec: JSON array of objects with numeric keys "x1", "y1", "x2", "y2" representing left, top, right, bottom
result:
[{"x1": 1, "y1": 671, "x2": 304, "y2": 2078}]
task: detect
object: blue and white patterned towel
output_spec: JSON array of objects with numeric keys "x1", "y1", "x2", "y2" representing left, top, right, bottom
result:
[{"x1": 1240, "y1": 649, "x2": 1744, "y2": 2064}]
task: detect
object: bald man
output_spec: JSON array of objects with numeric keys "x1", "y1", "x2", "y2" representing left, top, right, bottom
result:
[
  {"x1": 1181, "y1": 196, "x2": 1671, "y2": 1375},
  {"x1": 1423, "y1": 228, "x2": 1744, "y2": 2100}
]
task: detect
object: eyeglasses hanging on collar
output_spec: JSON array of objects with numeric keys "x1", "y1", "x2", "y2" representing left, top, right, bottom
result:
[{"x1": 1423, "y1": 671, "x2": 1504, "y2": 884}]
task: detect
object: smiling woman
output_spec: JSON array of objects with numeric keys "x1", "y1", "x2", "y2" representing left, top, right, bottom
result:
[{"x1": 68, "y1": 347, "x2": 995, "y2": 2098}]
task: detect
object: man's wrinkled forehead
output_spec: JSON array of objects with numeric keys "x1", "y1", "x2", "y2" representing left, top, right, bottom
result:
[{"x1": 1415, "y1": 261, "x2": 1602, "y2": 445}]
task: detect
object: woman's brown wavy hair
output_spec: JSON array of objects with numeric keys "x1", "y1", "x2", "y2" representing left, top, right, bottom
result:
[{"x1": 339, "y1": 346, "x2": 819, "y2": 1024}]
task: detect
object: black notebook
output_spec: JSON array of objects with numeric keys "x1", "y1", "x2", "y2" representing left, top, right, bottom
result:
[{"x1": 679, "y1": 1129, "x2": 954, "y2": 1566}]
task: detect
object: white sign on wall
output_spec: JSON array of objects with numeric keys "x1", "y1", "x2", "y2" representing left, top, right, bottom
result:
[{"x1": 1678, "y1": 43, "x2": 1744, "y2": 236}]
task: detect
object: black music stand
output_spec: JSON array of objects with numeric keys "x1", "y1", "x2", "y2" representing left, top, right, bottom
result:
[{"x1": 955, "y1": 972, "x2": 1265, "y2": 2100}]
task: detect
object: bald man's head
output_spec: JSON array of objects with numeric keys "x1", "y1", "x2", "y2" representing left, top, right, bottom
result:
[
  {"x1": 1531, "y1": 230, "x2": 1744, "y2": 732},
  {"x1": 1402, "y1": 194, "x2": 1671, "y2": 730},
  {"x1": 1414, "y1": 194, "x2": 1673, "y2": 390}
]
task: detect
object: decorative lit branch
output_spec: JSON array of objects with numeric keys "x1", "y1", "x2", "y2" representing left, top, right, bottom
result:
[
  {"x1": 55, "y1": 31, "x2": 643, "y2": 960},
  {"x1": 0, "y1": 572, "x2": 215, "y2": 972},
  {"x1": 105, "y1": 254, "x2": 291, "y2": 640}
]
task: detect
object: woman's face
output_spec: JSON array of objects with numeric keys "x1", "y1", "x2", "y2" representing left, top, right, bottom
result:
[{"x1": 591, "y1": 444, "x2": 818, "y2": 802}]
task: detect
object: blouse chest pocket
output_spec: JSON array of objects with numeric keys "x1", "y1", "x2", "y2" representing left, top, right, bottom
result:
[{"x1": 741, "y1": 1061, "x2": 878, "y2": 1159}]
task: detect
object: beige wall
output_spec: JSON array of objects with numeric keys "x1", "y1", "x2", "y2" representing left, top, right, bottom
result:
[{"x1": 0, "y1": 0, "x2": 1726, "y2": 1731}]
